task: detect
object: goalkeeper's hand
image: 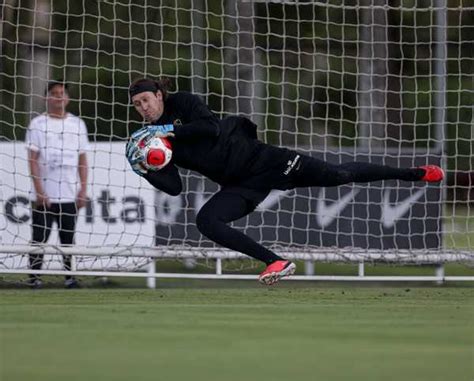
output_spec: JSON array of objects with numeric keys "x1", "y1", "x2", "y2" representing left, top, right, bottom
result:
[
  {"x1": 125, "y1": 124, "x2": 175, "y2": 176},
  {"x1": 126, "y1": 127, "x2": 149, "y2": 176},
  {"x1": 148, "y1": 123, "x2": 175, "y2": 138}
]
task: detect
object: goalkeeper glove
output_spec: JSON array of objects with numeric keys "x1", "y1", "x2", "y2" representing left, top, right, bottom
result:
[
  {"x1": 125, "y1": 124, "x2": 174, "y2": 176},
  {"x1": 148, "y1": 123, "x2": 175, "y2": 138},
  {"x1": 126, "y1": 126, "x2": 151, "y2": 176},
  {"x1": 125, "y1": 137, "x2": 147, "y2": 176}
]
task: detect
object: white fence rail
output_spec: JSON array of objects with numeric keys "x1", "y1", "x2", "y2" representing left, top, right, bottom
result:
[{"x1": 1, "y1": 245, "x2": 473, "y2": 287}]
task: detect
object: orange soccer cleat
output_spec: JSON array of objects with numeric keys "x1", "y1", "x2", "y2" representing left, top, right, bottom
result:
[
  {"x1": 258, "y1": 260, "x2": 296, "y2": 285},
  {"x1": 419, "y1": 165, "x2": 445, "y2": 183}
]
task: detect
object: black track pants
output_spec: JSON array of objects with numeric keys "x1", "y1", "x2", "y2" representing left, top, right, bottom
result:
[
  {"x1": 195, "y1": 153, "x2": 425, "y2": 265},
  {"x1": 29, "y1": 202, "x2": 77, "y2": 281}
]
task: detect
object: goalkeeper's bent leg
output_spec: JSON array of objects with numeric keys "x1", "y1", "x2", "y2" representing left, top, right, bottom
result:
[{"x1": 196, "y1": 189, "x2": 282, "y2": 265}]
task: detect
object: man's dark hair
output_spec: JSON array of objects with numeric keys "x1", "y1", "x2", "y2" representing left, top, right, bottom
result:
[
  {"x1": 129, "y1": 77, "x2": 172, "y2": 100},
  {"x1": 46, "y1": 80, "x2": 69, "y2": 94}
]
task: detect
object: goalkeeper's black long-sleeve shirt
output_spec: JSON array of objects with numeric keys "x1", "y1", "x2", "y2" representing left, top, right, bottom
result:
[{"x1": 144, "y1": 92, "x2": 294, "y2": 195}]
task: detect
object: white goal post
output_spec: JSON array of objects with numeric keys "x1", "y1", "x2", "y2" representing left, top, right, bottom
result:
[{"x1": 1, "y1": 0, "x2": 473, "y2": 285}]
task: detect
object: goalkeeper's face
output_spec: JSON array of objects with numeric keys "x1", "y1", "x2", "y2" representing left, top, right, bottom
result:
[{"x1": 132, "y1": 91, "x2": 164, "y2": 123}]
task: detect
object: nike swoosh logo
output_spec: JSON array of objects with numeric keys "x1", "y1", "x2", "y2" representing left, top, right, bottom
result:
[
  {"x1": 317, "y1": 188, "x2": 360, "y2": 227},
  {"x1": 381, "y1": 188, "x2": 426, "y2": 228},
  {"x1": 257, "y1": 190, "x2": 293, "y2": 211}
]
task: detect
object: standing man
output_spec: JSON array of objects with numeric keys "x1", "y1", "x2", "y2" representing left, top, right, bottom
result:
[{"x1": 25, "y1": 80, "x2": 89, "y2": 289}]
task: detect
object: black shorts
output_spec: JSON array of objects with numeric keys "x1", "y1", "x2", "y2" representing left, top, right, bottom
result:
[
  {"x1": 238, "y1": 145, "x2": 299, "y2": 189},
  {"x1": 225, "y1": 145, "x2": 304, "y2": 207}
]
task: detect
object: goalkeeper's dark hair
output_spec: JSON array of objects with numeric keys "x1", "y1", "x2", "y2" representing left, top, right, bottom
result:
[{"x1": 129, "y1": 77, "x2": 172, "y2": 100}]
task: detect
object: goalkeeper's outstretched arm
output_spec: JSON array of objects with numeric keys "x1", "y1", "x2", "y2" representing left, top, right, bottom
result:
[{"x1": 144, "y1": 164, "x2": 182, "y2": 196}]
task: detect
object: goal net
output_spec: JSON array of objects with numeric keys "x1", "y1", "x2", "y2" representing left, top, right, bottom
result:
[{"x1": 1, "y1": 0, "x2": 473, "y2": 280}]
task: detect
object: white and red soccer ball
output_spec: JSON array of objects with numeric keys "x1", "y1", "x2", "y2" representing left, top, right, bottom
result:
[{"x1": 139, "y1": 136, "x2": 173, "y2": 171}]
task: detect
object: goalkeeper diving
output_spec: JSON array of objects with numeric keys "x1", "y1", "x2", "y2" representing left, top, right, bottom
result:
[{"x1": 126, "y1": 78, "x2": 444, "y2": 285}]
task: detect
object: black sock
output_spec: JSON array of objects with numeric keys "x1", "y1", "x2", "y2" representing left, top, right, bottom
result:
[{"x1": 294, "y1": 157, "x2": 426, "y2": 187}]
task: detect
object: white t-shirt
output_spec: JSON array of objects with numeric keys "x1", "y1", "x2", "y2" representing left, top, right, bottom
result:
[{"x1": 25, "y1": 113, "x2": 89, "y2": 203}]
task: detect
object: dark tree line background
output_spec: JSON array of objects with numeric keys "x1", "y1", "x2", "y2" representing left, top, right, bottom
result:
[{"x1": 1, "y1": 0, "x2": 472, "y2": 174}]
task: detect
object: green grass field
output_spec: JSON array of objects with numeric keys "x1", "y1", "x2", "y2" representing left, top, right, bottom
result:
[{"x1": 1, "y1": 286, "x2": 473, "y2": 381}]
